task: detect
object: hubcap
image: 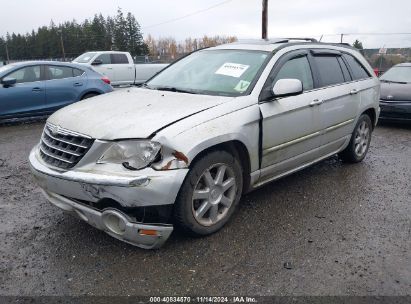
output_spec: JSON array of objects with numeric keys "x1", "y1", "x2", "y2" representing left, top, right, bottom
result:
[
  {"x1": 191, "y1": 163, "x2": 237, "y2": 226},
  {"x1": 354, "y1": 121, "x2": 370, "y2": 157}
]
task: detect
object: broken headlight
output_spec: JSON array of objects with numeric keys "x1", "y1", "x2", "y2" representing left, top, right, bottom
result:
[{"x1": 97, "y1": 141, "x2": 161, "y2": 170}]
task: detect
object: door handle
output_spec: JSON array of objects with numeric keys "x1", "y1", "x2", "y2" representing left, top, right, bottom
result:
[
  {"x1": 107, "y1": 67, "x2": 113, "y2": 70},
  {"x1": 128, "y1": 67, "x2": 133, "y2": 69},
  {"x1": 350, "y1": 89, "x2": 359, "y2": 95},
  {"x1": 32, "y1": 87, "x2": 42, "y2": 92},
  {"x1": 74, "y1": 82, "x2": 83, "y2": 87},
  {"x1": 309, "y1": 99, "x2": 323, "y2": 106}
]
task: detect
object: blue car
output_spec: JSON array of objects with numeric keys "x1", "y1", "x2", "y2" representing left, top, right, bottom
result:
[{"x1": 0, "y1": 61, "x2": 113, "y2": 120}]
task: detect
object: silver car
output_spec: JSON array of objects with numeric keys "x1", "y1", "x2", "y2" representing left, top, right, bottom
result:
[{"x1": 29, "y1": 38, "x2": 380, "y2": 249}]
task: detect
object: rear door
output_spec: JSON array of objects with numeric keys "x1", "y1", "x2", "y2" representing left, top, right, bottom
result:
[
  {"x1": 110, "y1": 53, "x2": 134, "y2": 85},
  {"x1": 309, "y1": 49, "x2": 360, "y2": 156},
  {"x1": 92, "y1": 53, "x2": 116, "y2": 83},
  {"x1": 45, "y1": 65, "x2": 86, "y2": 111},
  {"x1": 258, "y1": 50, "x2": 322, "y2": 182},
  {"x1": 0, "y1": 64, "x2": 46, "y2": 118}
]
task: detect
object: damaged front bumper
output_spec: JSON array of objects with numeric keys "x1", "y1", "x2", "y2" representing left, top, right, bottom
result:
[{"x1": 29, "y1": 145, "x2": 189, "y2": 249}]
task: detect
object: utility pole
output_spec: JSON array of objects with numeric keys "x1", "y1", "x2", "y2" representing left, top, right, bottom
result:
[
  {"x1": 5, "y1": 42, "x2": 10, "y2": 64},
  {"x1": 59, "y1": 30, "x2": 66, "y2": 61},
  {"x1": 262, "y1": 0, "x2": 268, "y2": 39}
]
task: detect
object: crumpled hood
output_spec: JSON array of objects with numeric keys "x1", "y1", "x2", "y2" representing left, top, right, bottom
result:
[
  {"x1": 48, "y1": 88, "x2": 232, "y2": 140},
  {"x1": 380, "y1": 82, "x2": 411, "y2": 101}
]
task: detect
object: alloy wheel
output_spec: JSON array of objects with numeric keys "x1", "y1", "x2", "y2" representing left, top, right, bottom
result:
[
  {"x1": 191, "y1": 163, "x2": 237, "y2": 227},
  {"x1": 354, "y1": 120, "x2": 370, "y2": 157}
]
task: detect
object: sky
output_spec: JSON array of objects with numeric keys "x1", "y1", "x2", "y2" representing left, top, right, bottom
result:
[{"x1": 1, "y1": 0, "x2": 411, "y2": 48}]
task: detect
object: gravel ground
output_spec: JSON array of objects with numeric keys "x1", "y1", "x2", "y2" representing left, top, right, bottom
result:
[{"x1": 0, "y1": 121, "x2": 410, "y2": 296}]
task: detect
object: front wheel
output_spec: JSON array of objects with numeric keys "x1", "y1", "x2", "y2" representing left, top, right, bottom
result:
[
  {"x1": 339, "y1": 114, "x2": 373, "y2": 163},
  {"x1": 174, "y1": 150, "x2": 243, "y2": 236}
]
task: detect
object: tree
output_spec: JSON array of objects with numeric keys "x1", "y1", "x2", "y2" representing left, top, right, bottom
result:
[
  {"x1": 126, "y1": 12, "x2": 148, "y2": 56},
  {"x1": 353, "y1": 39, "x2": 364, "y2": 50},
  {"x1": 113, "y1": 8, "x2": 128, "y2": 51}
]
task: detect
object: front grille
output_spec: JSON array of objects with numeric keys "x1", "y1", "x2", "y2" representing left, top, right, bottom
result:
[{"x1": 39, "y1": 123, "x2": 94, "y2": 169}]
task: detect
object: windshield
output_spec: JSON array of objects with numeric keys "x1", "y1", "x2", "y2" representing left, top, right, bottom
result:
[
  {"x1": 147, "y1": 49, "x2": 270, "y2": 96},
  {"x1": 0, "y1": 64, "x2": 15, "y2": 75},
  {"x1": 380, "y1": 66, "x2": 411, "y2": 83},
  {"x1": 73, "y1": 52, "x2": 97, "y2": 63}
]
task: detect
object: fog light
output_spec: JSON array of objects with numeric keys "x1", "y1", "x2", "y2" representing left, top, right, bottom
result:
[{"x1": 102, "y1": 210, "x2": 127, "y2": 235}]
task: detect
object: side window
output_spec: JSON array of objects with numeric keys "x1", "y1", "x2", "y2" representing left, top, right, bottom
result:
[
  {"x1": 273, "y1": 56, "x2": 314, "y2": 91},
  {"x1": 111, "y1": 53, "x2": 129, "y2": 64},
  {"x1": 313, "y1": 56, "x2": 345, "y2": 87},
  {"x1": 343, "y1": 54, "x2": 370, "y2": 80},
  {"x1": 7, "y1": 66, "x2": 41, "y2": 84},
  {"x1": 47, "y1": 66, "x2": 74, "y2": 80},
  {"x1": 73, "y1": 68, "x2": 84, "y2": 77},
  {"x1": 96, "y1": 54, "x2": 111, "y2": 64},
  {"x1": 337, "y1": 57, "x2": 351, "y2": 81}
]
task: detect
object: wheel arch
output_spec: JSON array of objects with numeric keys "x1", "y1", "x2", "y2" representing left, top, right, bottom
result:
[
  {"x1": 361, "y1": 107, "x2": 377, "y2": 129},
  {"x1": 79, "y1": 90, "x2": 101, "y2": 100},
  {"x1": 187, "y1": 139, "x2": 252, "y2": 194}
]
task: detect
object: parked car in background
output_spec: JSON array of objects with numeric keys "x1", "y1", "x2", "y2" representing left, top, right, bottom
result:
[
  {"x1": 0, "y1": 61, "x2": 113, "y2": 120},
  {"x1": 29, "y1": 39, "x2": 379, "y2": 249},
  {"x1": 379, "y1": 63, "x2": 411, "y2": 122},
  {"x1": 73, "y1": 51, "x2": 168, "y2": 86}
]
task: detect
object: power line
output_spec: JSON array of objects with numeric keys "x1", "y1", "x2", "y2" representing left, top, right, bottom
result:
[
  {"x1": 142, "y1": 0, "x2": 232, "y2": 29},
  {"x1": 321, "y1": 32, "x2": 411, "y2": 36}
]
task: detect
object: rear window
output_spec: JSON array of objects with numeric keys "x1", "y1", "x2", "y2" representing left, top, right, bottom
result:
[
  {"x1": 343, "y1": 54, "x2": 370, "y2": 80},
  {"x1": 314, "y1": 56, "x2": 345, "y2": 87},
  {"x1": 47, "y1": 66, "x2": 78, "y2": 80},
  {"x1": 111, "y1": 53, "x2": 129, "y2": 64},
  {"x1": 73, "y1": 68, "x2": 84, "y2": 77}
]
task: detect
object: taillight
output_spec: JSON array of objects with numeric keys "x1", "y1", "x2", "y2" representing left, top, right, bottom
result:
[{"x1": 101, "y1": 76, "x2": 111, "y2": 85}]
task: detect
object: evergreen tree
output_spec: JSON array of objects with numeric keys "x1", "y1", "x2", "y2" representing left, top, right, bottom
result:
[
  {"x1": 0, "y1": 9, "x2": 148, "y2": 60},
  {"x1": 126, "y1": 12, "x2": 148, "y2": 56},
  {"x1": 113, "y1": 8, "x2": 128, "y2": 51}
]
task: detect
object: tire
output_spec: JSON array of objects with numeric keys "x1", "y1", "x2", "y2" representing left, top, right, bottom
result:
[
  {"x1": 81, "y1": 93, "x2": 99, "y2": 100},
  {"x1": 339, "y1": 114, "x2": 373, "y2": 163},
  {"x1": 174, "y1": 150, "x2": 243, "y2": 236}
]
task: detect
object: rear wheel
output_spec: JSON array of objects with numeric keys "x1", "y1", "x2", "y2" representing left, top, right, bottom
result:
[
  {"x1": 339, "y1": 114, "x2": 372, "y2": 163},
  {"x1": 174, "y1": 150, "x2": 243, "y2": 236},
  {"x1": 81, "y1": 93, "x2": 99, "y2": 100}
]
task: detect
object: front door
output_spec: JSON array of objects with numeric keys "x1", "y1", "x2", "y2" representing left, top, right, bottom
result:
[
  {"x1": 92, "y1": 53, "x2": 116, "y2": 83},
  {"x1": 258, "y1": 51, "x2": 322, "y2": 183},
  {"x1": 0, "y1": 65, "x2": 46, "y2": 118}
]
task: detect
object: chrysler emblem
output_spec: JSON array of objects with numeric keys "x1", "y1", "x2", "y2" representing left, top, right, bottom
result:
[{"x1": 48, "y1": 124, "x2": 61, "y2": 135}]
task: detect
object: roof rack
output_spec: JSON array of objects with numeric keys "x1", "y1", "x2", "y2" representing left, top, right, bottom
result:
[
  {"x1": 280, "y1": 38, "x2": 318, "y2": 43},
  {"x1": 233, "y1": 38, "x2": 318, "y2": 45}
]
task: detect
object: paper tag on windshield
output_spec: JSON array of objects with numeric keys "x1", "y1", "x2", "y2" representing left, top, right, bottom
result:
[
  {"x1": 215, "y1": 62, "x2": 249, "y2": 78},
  {"x1": 234, "y1": 80, "x2": 251, "y2": 92}
]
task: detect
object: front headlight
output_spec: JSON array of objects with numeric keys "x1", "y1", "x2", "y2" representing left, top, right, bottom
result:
[{"x1": 97, "y1": 141, "x2": 161, "y2": 170}]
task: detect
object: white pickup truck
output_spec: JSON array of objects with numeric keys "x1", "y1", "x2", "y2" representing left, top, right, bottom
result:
[{"x1": 73, "y1": 51, "x2": 168, "y2": 86}]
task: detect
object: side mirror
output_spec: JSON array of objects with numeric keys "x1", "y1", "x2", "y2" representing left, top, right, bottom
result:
[
  {"x1": 91, "y1": 59, "x2": 103, "y2": 66},
  {"x1": 1, "y1": 77, "x2": 17, "y2": 87},
  {"x1": 272, "y1": 78, "x2": 303, "y2": 98}
]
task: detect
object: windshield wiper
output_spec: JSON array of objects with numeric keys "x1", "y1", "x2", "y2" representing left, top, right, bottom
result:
[
  {"x1": 154, "y1": 86, "x2": 197, "y2": 94},
  {"x1": 380, "y1": 79, "x2": 408, "y2": 84},
  {"x1": 140, "y1": 83, "x2": 153, "y2": 89}
]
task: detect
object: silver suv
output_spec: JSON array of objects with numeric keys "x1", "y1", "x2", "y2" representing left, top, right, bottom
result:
[{"x1": 29, "y1": 38, "x2": 380, "y2": 249}]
